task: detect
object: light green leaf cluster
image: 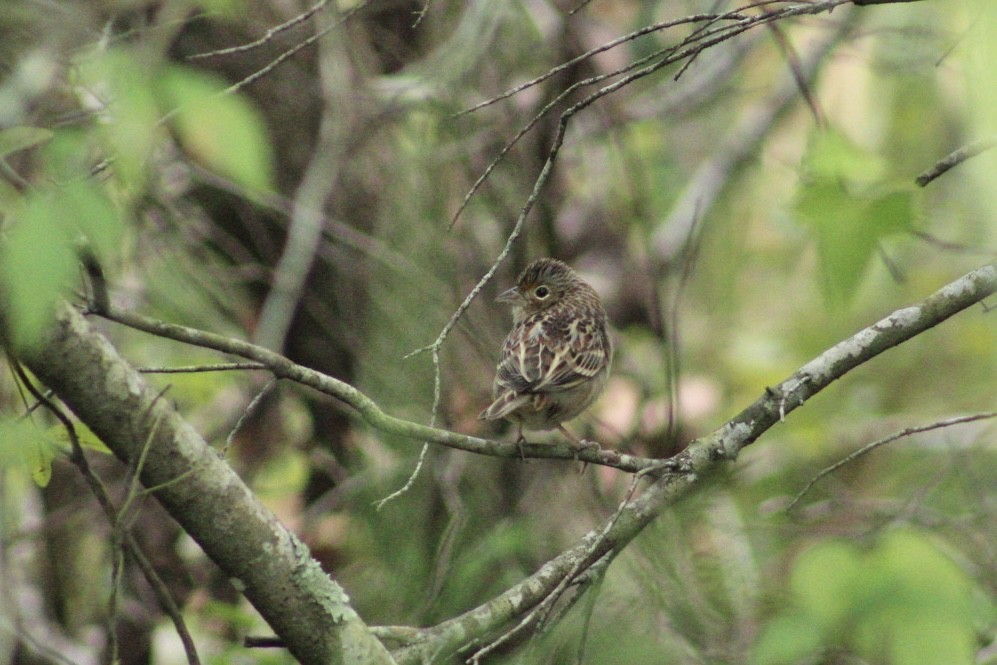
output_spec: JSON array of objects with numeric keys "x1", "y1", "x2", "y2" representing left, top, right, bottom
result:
[
  {"x1": 0, "y1": 45, "x2": 273, "y2": 352},
  {"x1": 0, "y1": 131, "x2": 121, "y2": 350},
  {"x1": 793, "y1": 130, "x2": 915, "y2": 307},
  {"x1": 753, "y1": 529, "x2": 985, "y2": 665}
]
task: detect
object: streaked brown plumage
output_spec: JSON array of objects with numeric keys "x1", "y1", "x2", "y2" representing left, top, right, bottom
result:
[{"x1": 479, "y1": 258, "x2": 612, "y2": 447}]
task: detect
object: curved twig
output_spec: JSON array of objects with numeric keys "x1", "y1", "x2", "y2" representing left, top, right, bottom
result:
[
  {"x1": 98, "y1": 306, "x2": 660, "y2": 473},
  {"x1": 786, "y1": 411, "x2": 997, "y2": 511}
]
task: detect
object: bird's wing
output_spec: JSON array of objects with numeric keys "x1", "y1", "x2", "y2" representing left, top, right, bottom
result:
[{"x1": 494, "y1": 315, "x2": 609, "y2": 395}]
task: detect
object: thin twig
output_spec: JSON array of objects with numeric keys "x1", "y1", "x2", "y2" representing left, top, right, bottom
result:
[
  {"x1": 441, "y1": 8, "x2": 770, "y2": 337},
  {"x1": 787, "y1": 411, "x2": 997, "y2": 512},
  {"x1": 223, "y1": 0, "x2": 374, "y2": 96},
  {"x1": 454, "y1": 11, "x2": 749, "y2": 118},
  {"x1": 765, "y1": 19, "x2": 825, "y2": 128},
  {"x1": 225, "y1": 379, "x2": 278, "y2": 455},
  {"x1": 373, "y1": 442, "x2": 431, "y2": 510},
  {"x1": 447, "y1": 8, "x2": 761, "y2": 230},
  {"x1": 452, "y1": 0, "x2": 848, "y2": 236},
  {"x1": 665, "y1": 199, "x2": 705, "y2": 446},
  {"x1": 186, "y1": 0, "x2": 334, "y2": 60},
  {"x1": 411, "y1": 0, "x2": 434, "y2": 28},
  {"x1": 911, "y1": 230, "x2": 993, "y2": 255},
  {"x1": 137, "y1": 363, "x2": 268, "y2": 373},
  {"x1": 915, "y1": 136, "x2": 997, "y2": 187}
]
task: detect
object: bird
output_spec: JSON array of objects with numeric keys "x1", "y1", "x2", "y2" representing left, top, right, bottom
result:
[{"x1": 479, "y1": 257, "x2": 612, "y2": 451}]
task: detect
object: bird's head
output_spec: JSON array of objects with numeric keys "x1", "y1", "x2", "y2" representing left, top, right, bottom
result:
[{"x1": 497, "y1": 258, "x2": 579, "y2": 322}]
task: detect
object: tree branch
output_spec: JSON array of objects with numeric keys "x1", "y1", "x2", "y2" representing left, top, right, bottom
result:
[
  {"x1": 915, "y1": 136, "x2": 997, "y2": 187},
  {"x1": 96, "y1": 306, "x2": 660, "y2": 473},
  {"x1": 9, "y1": 260, "x2": 993, "y2": 662},
  {"x1": 9, "y1": 304, "x2": 396, "y2": 665},
  {"x1": 392, "y1": 263, "x2": 996, "y2": 662},
  {"x1": 786, "y1": 411, "x2": 997, "y2": 511}
]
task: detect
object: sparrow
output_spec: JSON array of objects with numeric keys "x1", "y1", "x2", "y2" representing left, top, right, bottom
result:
[{"x1": 479, "y1": 258, "x2": 612, "y2": 450}]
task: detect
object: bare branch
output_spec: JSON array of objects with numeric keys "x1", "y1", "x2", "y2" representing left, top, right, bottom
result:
[
  {"x1": 852, "y1": 0, "x2": 926, "y2": 5},
  {"x1": 224, "y1": 378, "x2": 277, "y2": 455},
  {"x1": 915, "y1": 136, "x2": 997, "y2": 187},
  {"x1": 186, "y1": 0, "x2": 335, "y2": 60},
  {"x1": 137, "y1": 362, "x2": 268, "y2": 373},
  {"x1": 222, "y1": 0, "x2": 374, "y2": 95},
  {"x1": 454, "y1": 12, "x2": 750, "y2": 119},
  {"x1": 786, "y1": 411, "x2": 997, "y2": 511},
  {"x1": 13, "y1": 306, "x2": 396, "y2": 665},
  {"x1": 9, "y1": 362, "x2": 202, "y2": 665}
]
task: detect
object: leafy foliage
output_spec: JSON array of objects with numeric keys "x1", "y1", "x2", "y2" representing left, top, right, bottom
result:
[{"x1": 0, "y1": 1, "x2": 994, "y2": 664}]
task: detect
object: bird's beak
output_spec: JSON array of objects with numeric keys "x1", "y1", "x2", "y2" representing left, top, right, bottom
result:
[{"x1": 496, "y1": 286, "x2": 522, "y2": 304}]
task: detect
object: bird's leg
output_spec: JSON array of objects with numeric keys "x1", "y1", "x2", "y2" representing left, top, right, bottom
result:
[
  {"x1": 515, "y1": 425, "x2": 527, "y2": 462},
  {"x1": 557, "y1": 425, "x2": 600, "y2": 473},
  {"x1": 558, "y1": 425, "x2": 600, "y2": 453}
]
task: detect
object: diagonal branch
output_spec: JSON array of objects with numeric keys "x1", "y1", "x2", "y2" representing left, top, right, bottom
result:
[
  {"x1": 391, "y1": 263, "x2": 996, "y2": 662},
  {"x1": 8, "y1": 305, "x2": 397, "y2": 665}
]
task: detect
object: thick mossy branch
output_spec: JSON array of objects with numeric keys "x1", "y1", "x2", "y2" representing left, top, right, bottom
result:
[{"x1": 14, "y1": 303, "x2": 395, "y2": 665}]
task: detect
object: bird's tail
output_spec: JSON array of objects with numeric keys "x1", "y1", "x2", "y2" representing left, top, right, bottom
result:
[{"x1": 478, "y1": 391, "x2": 530, "y2": 421}]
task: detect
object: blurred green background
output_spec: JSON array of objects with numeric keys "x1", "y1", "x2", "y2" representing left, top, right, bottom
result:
[{"x1": 0, "y1": 1, "x2": 994, "y2": 663}]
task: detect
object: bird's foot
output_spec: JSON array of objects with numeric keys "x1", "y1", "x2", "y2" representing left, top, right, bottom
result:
[
  {"x1": 573, "y1": 439, "x2": 600, "y2": 474},
  {"x1": 575, "y1": 438, "x2": 601, "y2": 454},
  {"x1": 515, "y1": 434, "x2": 527, "y2": 462}
]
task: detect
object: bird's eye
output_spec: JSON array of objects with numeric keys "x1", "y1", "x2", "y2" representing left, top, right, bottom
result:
[{"x1": 534, "y1": 286, "x2": 550, "y2": 299}]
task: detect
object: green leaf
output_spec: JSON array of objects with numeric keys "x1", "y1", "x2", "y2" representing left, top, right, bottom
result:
[
  {"x1": 76, "y1": 49, "x2": 162, "y2": 195},
  {"x1": 0, "y1": 417, "x2": 57, "y2": 487},
  {"x1": 0, "y1": 175, "x2": 120, "y2": 349},
  {"x1": 794, "y1": 130, "x2": 915, "y2": 306},
  {"x1": 0, "y1": 193, "x2": 80, "y2": 351},
  {"x1": 802, "y1": 129, "x2": 885, "y2": 182},
  {"x1": 760, "y1": 531, "x2": 981, "y2": 665},
  {"x1": 789, "y1": 539, "x2": 862, "y2": 629},
  {"x1": 751, "y1": 613, "x2": 821, "y2": 665},
  {"x1": 27, "y1": 435, "x2": 56, "y2": 487},
  {"x1": 156, "y1": 65, "x2": 274, "y2": 195},
  {"x1": 47, "y1": 422, "x2": 112, "y2": 455},
  {"x1": 60, "y1": 178, "x2": 122, "y2": 261},
  {"x1": 796, "y1": 180, "x2": 872, "y2": 306},
  {"x1": 0, "y1": 178, "x2": 24, "y2": 216},
  {"x1": 39, "y1": 128, "x2": 94, "y2": 182},
  {"x1": 0, "y1": 126, "x2": 54, "y2": 158}
]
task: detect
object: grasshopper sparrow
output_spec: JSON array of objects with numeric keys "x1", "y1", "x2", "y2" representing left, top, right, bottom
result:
[{"x1": 479, "y1": 258, "x2": 612, "y2": 449}]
